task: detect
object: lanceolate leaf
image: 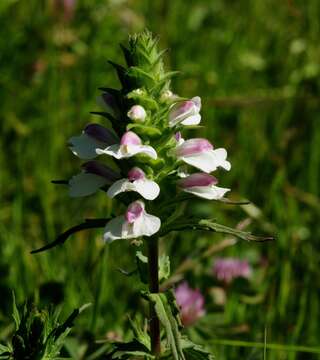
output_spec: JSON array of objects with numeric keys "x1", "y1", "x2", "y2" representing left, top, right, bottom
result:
[
  {"x1": 31, "y1": 219, "x2": 109, "y2": 254},
  {"x1": 147, "y1": 293, "x2": 185, "y2": 360},
  {"x1": 198, "y1": 220, "x2": 274, "y2": 242},
  {"x1": 159, "y1": 218, "x2": 274, "y2": 242}
]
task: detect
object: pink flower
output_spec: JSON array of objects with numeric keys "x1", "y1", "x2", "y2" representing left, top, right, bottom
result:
[
  {"x1": 169, "y1": 97, "x2": 201, "y2": 127},
  {"x1": 175, "y1": 282, "x2": 205, "y2": 326},
  {"x1": 213, "y1": 258, "x2": 252, "y2": 284},
  {"x1": 177, "y1": 173, "x2": 230, "y2": 200},
  {"x1": 174, "y1": 137, "x2": 231, "y2": 173}
]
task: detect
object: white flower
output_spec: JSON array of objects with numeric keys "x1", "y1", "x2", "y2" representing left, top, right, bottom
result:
[
  {"x1": 178, "y1": 173, "x2": 230, "y2": 200},
  {"x1": 96, "y1": 131, "x2": 157, "y2": 160},
  {"x1": 169, "y1": 97, "x2": 201, "y2": 127},
  {"x1": 104, "y1": 200, "x2": 161, "y2": 243},
  {"x1": 174, "y1": 137, "x2": 231, "y2": 173},
  {"x1": 127, "y1": 105, "x2": 147, "y2": 122},
  {"x1": 69, "y1": 124, "x2": 118, "y2": 160},
  {"x1": 69, "y1": 161, "x2": 120, "y2": 197},
  {"x1": 107, "y1": 167, "x2": 160, "y2": 200}
]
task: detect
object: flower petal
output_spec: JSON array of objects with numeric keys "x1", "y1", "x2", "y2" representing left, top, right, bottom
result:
[
  {"x1": 97, "y1": 144, "x2": 157, "y2": 160},
  {"x1": 107, "y1": 179, "x2": 135, "y2": 198},
  {"x1": 180, "y1": 148, "x2": 231, "y2": 173},
  {"x1": 103, "y1": 215, "x2": 126, "y2": 243},
  {"x1": 69, "y1": 133, "x2": 100, "y2": 160},
  {"x1": 134, "y1": 179, "x2": 160, "y2": 200},
  {"x1": 183, "y1": 185, "x2": 230, "y2": 200},
  {"x1": 133, "y1": 213, "x2": 161, "y2": 237},
  {"x1": 69, "y1": 173, "x2": 108, "y2": 197},
  {"x1": 181, "y1": 114, "x2": 201, "y2": 126},
  {"x1": 107, "y1": 178, "x2": 160, "y2": 200}
]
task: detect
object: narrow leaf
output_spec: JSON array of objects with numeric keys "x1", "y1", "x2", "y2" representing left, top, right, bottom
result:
[
  {"x1": 31, "y1": 219, "x2": 109, "y2": 254},
  {"x1": 148, "y1": 293, "x2": 185, "y2": 360}
]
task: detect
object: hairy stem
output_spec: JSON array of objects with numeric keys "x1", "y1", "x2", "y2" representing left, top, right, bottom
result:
[{"x1": 148, "y1": 237, "x2": 161, "y2": 357}]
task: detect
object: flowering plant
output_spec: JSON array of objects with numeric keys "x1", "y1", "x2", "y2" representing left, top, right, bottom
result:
[{"x1": 32, "y1": 31, "x2": 272, "y2": 359}]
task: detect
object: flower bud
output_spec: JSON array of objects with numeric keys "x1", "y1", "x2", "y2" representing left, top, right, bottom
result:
[
  {"x1": 127, "y1": 105, "x2": 147, "y2": 122},
  {"x1": 120, "y1": 131, "x2": 142, "y2": 146}
]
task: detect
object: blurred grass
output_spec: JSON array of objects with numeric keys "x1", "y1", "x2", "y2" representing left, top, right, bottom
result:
[{"x1": 0, "y1": 0, "x2": 320, "y2": 359}]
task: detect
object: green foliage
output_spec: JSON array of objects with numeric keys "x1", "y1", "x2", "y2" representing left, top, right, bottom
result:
[{"x1": 0, "y1": 297, "x2": 89, "y2": 360}]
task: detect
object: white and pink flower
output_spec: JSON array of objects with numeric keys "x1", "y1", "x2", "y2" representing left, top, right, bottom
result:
[
  {"x1": 107, "y1": 167, "x2": 160, "y2": 200},
  {"x1": 96, "y1": 131, "x2": 157, "y2": 160},
  {"x1": 69, "y1": 123, "x2": 118, "y2": 160},
  {"x1": 174, "y1": 137, "x2": 231, "y2": 173},
  {"x1": 104, "y1": 200, "x2": 161, "y2": 242},
  {"x1": 178, "y1": 173, "x2": 230, "y2": 200},
  {"x1": 169, "y1": 97, "x2": 201, "y2": 127}
]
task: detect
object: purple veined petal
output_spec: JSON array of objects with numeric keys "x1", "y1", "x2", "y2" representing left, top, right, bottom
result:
[
  {"x1": 125, "y1": 201, "x2": 144, "y2": 224},
  {"x1": 120, "y1": 131, "x2": 142, "y2": 146},
  {"x1": 128, "y1": 167, "x2": 146, "y2": 181},
  {"x1": 84, "y1": 123, "x2": 118, "y2": 145},
  {"x1": 175, "y1": 138, "x2": 213, "y2": 157},
  {"x1": 127, "y1": 105, "x2": 147, "y2": 122},
  {"x1": 82, "y1": 161, "x2": 120, "y2": 183},
  {"x1": 178, "y1": 173, "x2": 218, "y2": 188}
]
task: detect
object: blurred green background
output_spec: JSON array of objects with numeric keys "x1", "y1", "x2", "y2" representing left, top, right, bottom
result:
[{"x1": 0, "y1": 0, "x2": 320, "y2": 359}]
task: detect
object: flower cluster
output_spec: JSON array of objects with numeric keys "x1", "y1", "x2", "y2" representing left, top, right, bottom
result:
[
  {"x1": 67, "y1": 32, "x2": 231, "y2": 243},
  {"x1": 175, "y1": 282, "x2": 205, "y2": 326},
  {"x1": 212, "y1": 257, "x2": 252, "y2": 284}
]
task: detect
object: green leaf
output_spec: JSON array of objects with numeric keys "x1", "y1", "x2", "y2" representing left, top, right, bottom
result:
[
  {"x1": 147, "y1": 293, "x2": 185, "y2": 360},
  {"x1": 12, "y1": 291, "x2": 20, "y2": 330},
  {"x1": 136, "y1": 251, "x2": 149, "y2": 284},
  {"x1": 159, "y1": 217, "x2": 274, "y2": 242},
  {"x1": 126, "y1": 123, "x2": 162, "y2": 136},
  {"x1": 31, "y1": 218, "x2": 109, "y2": 254},
  {"x1": 128, "y1": 316, "x2": 151, "y2": 351},
  {"x1": 180, "y1": 338, "x2": 214, "y2": 360},
  {"x1": 159, "y1": 255, "x2": 170, "y2": 282},
  {"x1": 108, "y1": 339, "x2": 153, "y2": 359},
  {"x1": 198, "y1": 220, "x2": 274, "y2": 242},
  {"x1": 127, "y1": 66, "x2": 155, "y2": 82}
]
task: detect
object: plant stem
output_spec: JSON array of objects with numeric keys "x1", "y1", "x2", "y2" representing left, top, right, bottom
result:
[{"x1": 148, "y1": 237, "x2": 161, "y2": 357}]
